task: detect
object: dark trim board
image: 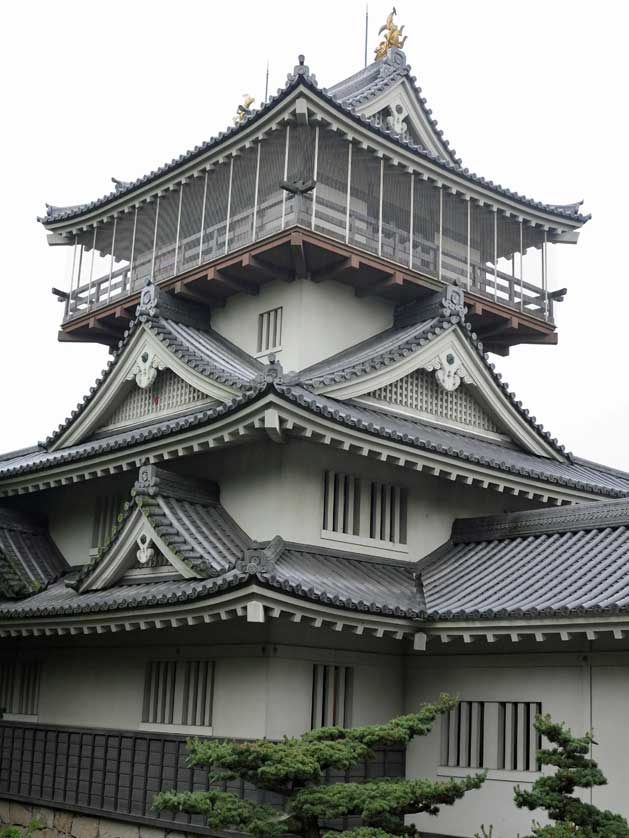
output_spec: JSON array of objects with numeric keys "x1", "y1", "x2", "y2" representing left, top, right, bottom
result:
[{"x1": 0, "y1": 721, "x2": 404, "y2": 833}]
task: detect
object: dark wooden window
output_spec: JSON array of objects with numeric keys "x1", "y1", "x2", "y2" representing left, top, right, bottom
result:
[{"x1": 142, "y1": 660, "x2": 214, "y2": 728}]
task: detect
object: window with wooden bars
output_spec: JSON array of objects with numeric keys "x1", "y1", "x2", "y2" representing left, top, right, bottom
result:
[
  {"x1": 322, "y1": 471, "x2": 407, "y2": 548},
  {"x1": 141, "y1": 660, "x2": 214, "y2": 729},
  {"x1": 441, "y1": 700, "x2": 542, "y2": 772},
  {"x1": 311, "y1": 664, "x2": 353, "y2": 729},
  {"x1": 257, "y1": 307, "x2": 283, "y2": 354},
  {"x1": 0, "y1": 661, "x2": 41, "y2": 717}
]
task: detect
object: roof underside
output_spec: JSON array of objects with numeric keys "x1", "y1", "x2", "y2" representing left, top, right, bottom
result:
[{"x1": 40, "y1": 57, "x2": 588, "y2": 230}]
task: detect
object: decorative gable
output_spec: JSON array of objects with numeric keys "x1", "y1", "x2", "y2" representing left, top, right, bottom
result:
[
  {"x1": 99, "y1": 368, "x2": 214, "y2": 433},
  {"x1": 366, "y1": 368, "x2": 502, "y2": 435}
]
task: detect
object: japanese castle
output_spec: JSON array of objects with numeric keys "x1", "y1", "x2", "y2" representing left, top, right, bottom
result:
[{"x1": 1, "y1": 13, "x2": 628, "y2": 838}]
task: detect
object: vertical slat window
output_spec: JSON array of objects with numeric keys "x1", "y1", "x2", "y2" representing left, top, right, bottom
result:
[
  {"x1": 442, "y1": 701, "x2": 541, "y2": 771},
  {"x1": 0, "y1": 663, "x2": 16, "y2": 714},
  {"x1": 412, "y1": 178, "x2": 439, "y2": 276},
  {"x1": 130, "y1": 202, "x2": 158, "y2": 291},
  {"x1": 228, "y1": 147, "x2": 258, "y2": 251},
  {"x1": 381, "y1": 164, "x2": 411, "y2": 265},
  {"x1": 142, "y1": 660, "x2": 214, "y2": 728},
  {"x1": 0, "y1": 662, "x2": 41, "y2": 716},
  {"x1": 284, "y1": 122, "x2": 317, "y2": 226},
  {"x1": 322, "y1": 471, "x2": 406, "y2": 546},
  {"x1": 153, "y1": 189, "x2": 180, "y2": 283},
  {"x1": 257, "y1": 307, "x2": 283, "y2": 354},
  {"x1": 313, "y1": 129, "x2": 350, "y2": 243},
  {"x1": 442, "y1": 189, "x2": 468, "y2": 285},
  {"x1": 311, "y1": 665, "x2": 353, "y2": 729},
  {"x1": 348, "y1": 146, "x2": 381, "y2": 254},
  {"x1": 201, "y1": 163, "x2": 231, "y2": 263},
  {"x1": 256, "y1": 130, "x2": 288, "y2": 240},
  {"x1": 177, "y1": 176, "x2": 206, "y2": 274}
]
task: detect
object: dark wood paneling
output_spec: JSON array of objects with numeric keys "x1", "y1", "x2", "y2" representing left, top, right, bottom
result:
[{"x1": 0, "y1": 722, "x2": 404, "y2": 832}]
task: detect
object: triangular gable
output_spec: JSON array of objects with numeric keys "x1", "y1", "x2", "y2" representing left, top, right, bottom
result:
[
  {"x1": 51, "y1": 322, "x2": 239, "y2": 451},
  {"x1": 77, "y1": 466, "x2": 251, "y2": 593},
  {"x1": 362, "y1": 76, "x2": 456, "y2": 162},
  {"x1": 315, "y1": 324, "x2": 565, "y2": 462}
]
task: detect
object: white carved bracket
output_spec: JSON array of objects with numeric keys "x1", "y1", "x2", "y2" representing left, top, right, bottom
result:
[
  {"x1": 136, "y1": 532, "x2": 156, "y2": 565},
  {"x1": 424, "y1": 350, "x2": 473, "y2": 392},
  {"x1": 127, "y1": 351, "x2": 167, "y2": 390}
]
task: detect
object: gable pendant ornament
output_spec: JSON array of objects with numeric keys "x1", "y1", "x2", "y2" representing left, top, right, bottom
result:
[
  {"x1": 127, "y1": 351, "x2": 167, "y2": 390},
  {"x1": 136, "y1": 532, "x2": 155, "y2": 565},
  {"x1": 424, "y1": 351, "x2": 473, "y2": 393}
]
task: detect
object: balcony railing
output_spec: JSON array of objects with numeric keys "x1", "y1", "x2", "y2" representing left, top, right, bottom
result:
[
  {"x1": 59, "y1": 125, "x2": 555, "y2": 326},
  {"x1": 0, "y1": 721, "x2": 404, "y2": 833}
]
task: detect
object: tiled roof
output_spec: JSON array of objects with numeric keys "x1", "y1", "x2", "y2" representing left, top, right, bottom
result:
[
  {"x1": 40, "y1": 60, "x2": 588, "y2": 227},
  {"x1": 327, "y1": 48, "x2": 459, "y2": 164},
  {"x1": 299, "y1": 291, "x2": 568, "y2": 459},
  {"x1": 0, "y1": 507, "x2": 68, "y2": 598},
  {"x1": 44, "y1": 286, "x2": 262, "y2": 448},
  {"x1": 419, "y1": 498, "x2": 629, "y2": 619},
  {"x1": 0, "y1": 467, "x2": 421, "y2": 620},
  {"x1": 75, "y1": 467, "x2": 252, "y2": 590}
]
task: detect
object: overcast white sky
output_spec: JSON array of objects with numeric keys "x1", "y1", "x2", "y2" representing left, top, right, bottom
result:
[{"x1": 0, "y1": 0, "x2": 627, "y2": 468}]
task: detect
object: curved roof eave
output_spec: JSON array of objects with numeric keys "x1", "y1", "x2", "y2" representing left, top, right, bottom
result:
[{"x1": 40, "y1": 72, "x2": 589, "y2": 233}]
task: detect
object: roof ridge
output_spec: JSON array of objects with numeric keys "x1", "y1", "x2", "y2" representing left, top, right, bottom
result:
[{"x1": 452, "y1": 498, "x2": 629, "y2": 543}]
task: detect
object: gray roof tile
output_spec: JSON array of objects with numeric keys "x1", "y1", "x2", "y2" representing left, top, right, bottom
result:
[{"x1": 0, "y1": 507, "x2": 68, "y2": 598}]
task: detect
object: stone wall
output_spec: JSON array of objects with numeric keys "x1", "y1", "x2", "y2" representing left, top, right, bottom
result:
[{"x1": 0, "y1": 801, "x2": 198, "y2": 838}]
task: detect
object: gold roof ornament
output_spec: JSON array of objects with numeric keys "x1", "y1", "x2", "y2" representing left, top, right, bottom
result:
[
  {"x1": 374, "y1": 7, "x2": 407, "y2": 61},
  {"x1": 234, "y1": 94, "x2": 255, "y2": 125}
]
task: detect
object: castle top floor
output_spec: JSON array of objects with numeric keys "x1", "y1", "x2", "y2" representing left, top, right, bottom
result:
[{"x1": 42, "y1": 36, "x2": 587, "y2": 356}]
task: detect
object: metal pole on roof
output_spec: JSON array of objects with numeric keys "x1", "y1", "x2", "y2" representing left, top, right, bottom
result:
[
  {"x1": 311, "y1": 125, "x2": 320, "y2": 230},
  {"x1": 252, "y1": 141, "x2": 262, "y2": 240},
  {"x1": 438, "y1": 186, "x2": 443, "y2": 282},
  {"x1": 493, "y1": 208, "x2": 498, "y2": 302},
  {"x1": 519, "y1": 219, "x2": 524, "y2": 312},
  {"x1": 199, "y1": 170, "x2": 209, "y2": 264},
  {"x1": 281, "y1": 125, "x2": 290, "y2": 230},
  {"x1": 466, "y1": 197, "x2": 471, "y2": 290},
  {"x1": 87, "y1": 224, "x2": 97, "y2": 310},
  {"x1": 129, "y1": 206, "x2": 138, "y2": 292},
  {"x1": 66, "y1": 235, "x2": 78, "y2": 319},
  {"x1": 264, "y1": 61, "x2": 269, "y2": 104},
  {"x1": 543, "y1": 228, "x2": 548, "y2": 319},
  {"x1": 408, "y1": 172, "x2": 414, "y2": 271},
  {"x1": 364, "y1": 4, "x2": 369, "y2": 68},
  {"x1": 225, "y1": 157, "x2": 234, "y2": 254},
  {"x1": 378, "y1": 157, "x2": 384, "y2": 257},
  {"x1": 151, "y1": 196, "x2": 161, "y2": 281},
  {"x1": 173, "y1": 184, "x2": 184, "y2": 275},
  {"x1": 345, "y1": 141, "x2": 353, "y2": 244},
  {"x1": 107, "y1": 216, "x2": 118, "y2": 303}
]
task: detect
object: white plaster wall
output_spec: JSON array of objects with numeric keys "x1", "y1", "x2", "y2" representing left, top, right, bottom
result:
[
  {"x1": 404, "y1": 653, "x2": 591, "y2": 838},
  {"x1": 211, "y1": 278, "x2": 393, "y2": 372},
  {"x1": 186, "y1": 440, "x2": 533, "y2": 562}
]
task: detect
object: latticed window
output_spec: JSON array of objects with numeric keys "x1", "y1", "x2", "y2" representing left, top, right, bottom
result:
[
  {"x1": 441, "y1": 700, "x2": 542, "y2": 771},
  {"x1": 311, "y1": 664, "x2": 353, "y2": 729},
  {"x1": 142, "y1": 660, "x2": 214, "y2": 729},
  {"x1": 257, "y1": 307, "x2": 283, "y2": 354},
  {"x1": 322, "y1": 470, "x2": 407, "y2": 547},
  {"x1": 0, "y1": 661, "x2": 41, "y2": 716},
  {"x1": 369, "y1": 370, "x2": 499, "y2": 433}
]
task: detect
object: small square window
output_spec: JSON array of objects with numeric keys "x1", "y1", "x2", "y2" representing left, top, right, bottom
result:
[{"x1": 257, "y1": 307, "x2": 283, "y2": 354}]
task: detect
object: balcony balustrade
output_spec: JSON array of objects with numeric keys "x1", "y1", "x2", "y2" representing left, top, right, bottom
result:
[{"x1": 59, "y1": 126, "x2": 555, "y2": 325}]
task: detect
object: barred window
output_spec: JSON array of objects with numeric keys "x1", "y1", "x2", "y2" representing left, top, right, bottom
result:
[
  {"x1": 322, "y1": 471, "x2": 407, "y2": 546},
  {"x1": 441, "y1": 700, "x2": 542, "y2": 771},
  {"x1": 257, "y1": 307, "x2": 283, "y2": 354},
  {"x1": 311, "y1": 664, "x2": 353, "y2": 729},
  {"x1": 0, "y1": 661, "x2": 41, "y2": 716},
  {"x1": 142, "y1": 660, "x2": 214, "y2": 728}
]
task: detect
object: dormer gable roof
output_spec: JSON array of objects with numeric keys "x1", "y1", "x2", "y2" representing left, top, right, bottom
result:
[
  {"x1": 47, "y1": 284, "x2": 263, "y2": 451},
  {"x1": 0, "y1": 507, "x2": 68, "y2": 598},
  {"x1": 74, "y1": 466, "x2": 251, "y2": 593},
  {"x1": 328, "y1": 48, "x2": 459, "y2": 164},
  {"x1": 299, "y1": 286, "x2": 569, "y2": 462}
]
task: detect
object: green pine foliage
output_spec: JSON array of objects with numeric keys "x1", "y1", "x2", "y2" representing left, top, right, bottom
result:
[
  {"x1": 515, "y1": 714, "x2": 629, "y2": 838},
  {"x1": 154, "y1": 694, "x2": 485, "y2": 838}
]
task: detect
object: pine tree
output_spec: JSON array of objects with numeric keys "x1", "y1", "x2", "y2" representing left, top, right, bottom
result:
[
  {"x1": 154, "y1": 694, "x2": 484, "y2": 838},
  {"x1": 514, "y1": 714, "x2": 629, "y2": 838}
]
